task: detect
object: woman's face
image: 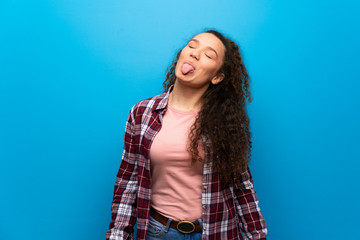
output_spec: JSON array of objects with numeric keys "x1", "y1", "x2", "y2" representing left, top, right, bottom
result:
[{"x1": 175, "y1": 32, "x2": 226, "y2": 88}]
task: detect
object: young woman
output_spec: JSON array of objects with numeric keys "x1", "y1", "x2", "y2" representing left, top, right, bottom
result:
[{"x1": 106, "y1": 30, "x2": 267, "y2": 240}]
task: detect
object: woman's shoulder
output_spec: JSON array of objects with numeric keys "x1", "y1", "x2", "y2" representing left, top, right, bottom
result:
[{"x1": 129, "y1": 90, "x2": 168, "y2": 116}]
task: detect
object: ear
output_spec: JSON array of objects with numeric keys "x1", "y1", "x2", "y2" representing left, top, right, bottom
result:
[{"x1": 211, "y1": 73, "x2": 225, "y2": 85}]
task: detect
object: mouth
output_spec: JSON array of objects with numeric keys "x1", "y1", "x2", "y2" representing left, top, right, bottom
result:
[{"x1": 181, "y1": 61, "x2": 195, "y2": 75}]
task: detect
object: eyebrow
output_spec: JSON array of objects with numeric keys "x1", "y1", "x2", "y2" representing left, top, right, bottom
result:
[{"x1": 190, "y1": 38, "x2": 218, "y2": 57}]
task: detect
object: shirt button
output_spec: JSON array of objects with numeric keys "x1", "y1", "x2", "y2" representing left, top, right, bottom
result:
[
  {"x1": 203, "y1": 186, "x2": 208, "y2": 190},
  {"x1": 202, "y1": 205, "x2": 207, "y2": 209}
]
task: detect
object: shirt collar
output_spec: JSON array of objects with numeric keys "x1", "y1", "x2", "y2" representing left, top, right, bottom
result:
[{"x1": 153, "y1": 85, "x2": 174, "y2": 112}]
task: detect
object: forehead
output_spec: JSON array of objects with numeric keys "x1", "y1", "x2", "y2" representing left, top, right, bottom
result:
[{"x1": 191, "y1": 32, "x2": 226, "y2": 57}]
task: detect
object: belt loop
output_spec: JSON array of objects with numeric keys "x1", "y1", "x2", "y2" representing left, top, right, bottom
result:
[
  {"x1": 163, "y1": 217, "x2": 172, "y2": 233},
  {"x1": 198, "y1": 218, "x2": 204, "y2": 232}
]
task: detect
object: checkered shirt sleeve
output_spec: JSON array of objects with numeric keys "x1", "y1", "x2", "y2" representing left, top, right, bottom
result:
[
  {"x1": 106, "y1": 108, "x2": 138, "y2": 240},
  {"x1": 232, "y1": 167, "x2": 268, "y2": 239}
]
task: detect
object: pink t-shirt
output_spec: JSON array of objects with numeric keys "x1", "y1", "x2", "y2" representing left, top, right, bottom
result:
[{"x1": 150, "y1": 103, "x2": 204, "y2": 221}]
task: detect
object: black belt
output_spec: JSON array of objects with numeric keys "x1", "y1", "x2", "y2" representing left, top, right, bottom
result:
[{"x1": 150, "y1": 207, "x2": 202, "y2": 234}]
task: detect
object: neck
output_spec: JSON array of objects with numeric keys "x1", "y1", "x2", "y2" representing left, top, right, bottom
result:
[{"x1": 168, "y1": 80, "x2": 209, "y2": 111}]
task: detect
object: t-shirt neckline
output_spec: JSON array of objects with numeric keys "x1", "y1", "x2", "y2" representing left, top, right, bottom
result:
[{"x1": 167, "y1": 102, "x2": 200, "y2": 115}]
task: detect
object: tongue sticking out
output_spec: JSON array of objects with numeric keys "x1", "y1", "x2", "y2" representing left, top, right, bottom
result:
[{"x1": 181, "y1": 63, "x2": 195, "y2": 75}]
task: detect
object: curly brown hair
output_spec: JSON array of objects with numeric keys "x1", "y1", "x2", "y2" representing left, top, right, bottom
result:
[{"x1": 163, "y1": 30, "x2": 252, "y2": 185}]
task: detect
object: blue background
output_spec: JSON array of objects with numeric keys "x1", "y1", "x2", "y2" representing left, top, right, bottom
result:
[{"x1": 1, "y1": 0, "x2": 359, "y2": 239}]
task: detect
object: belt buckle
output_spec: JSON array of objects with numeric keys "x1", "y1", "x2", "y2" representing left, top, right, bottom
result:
[{"x1": 177, "y1": 221, "x2": 195, "y2": 234}]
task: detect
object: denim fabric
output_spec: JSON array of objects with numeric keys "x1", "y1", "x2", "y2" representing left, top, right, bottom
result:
[{"x1": 146, "y1": 215, "x2": 203, "y2": 240}]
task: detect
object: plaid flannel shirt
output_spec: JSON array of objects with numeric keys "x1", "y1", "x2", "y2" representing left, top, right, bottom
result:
[{"x1": 106, "y1": 87, "x2": 267, "y2": 240}]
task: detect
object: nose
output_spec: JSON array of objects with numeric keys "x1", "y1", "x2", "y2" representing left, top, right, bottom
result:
[{"x1": 190, "y1": 49, "x2": 200, "y2": 60}]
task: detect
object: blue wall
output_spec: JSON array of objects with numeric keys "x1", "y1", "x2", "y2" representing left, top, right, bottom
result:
[{"x1": 1, "y1": 0, "x2": 359, "y2": 239}]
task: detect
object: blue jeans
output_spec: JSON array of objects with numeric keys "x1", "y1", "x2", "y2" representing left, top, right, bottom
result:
[{"x1": 146, "y1": 215, "x2": 203, "y2": 240}]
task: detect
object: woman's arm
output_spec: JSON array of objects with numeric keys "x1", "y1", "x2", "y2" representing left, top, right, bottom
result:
[
  {"x1": 231, "y1": 166, "x2": 267, "y2": 240},
  {"x1": 106, "y1": 109, "x2": 138, "y2": 240}
]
